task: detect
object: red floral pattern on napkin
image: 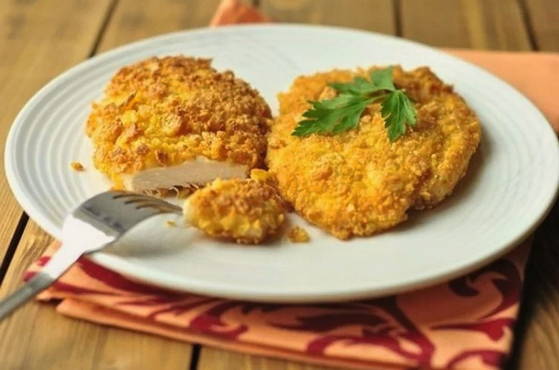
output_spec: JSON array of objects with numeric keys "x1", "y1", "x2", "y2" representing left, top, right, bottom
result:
[{"x1": 27, "y1": 242, "x2": 529, "y2": 369}]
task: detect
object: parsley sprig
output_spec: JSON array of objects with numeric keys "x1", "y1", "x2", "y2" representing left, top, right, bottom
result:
[{"x1": 292, "y1": 67, "x2": 417, "y2": 141}]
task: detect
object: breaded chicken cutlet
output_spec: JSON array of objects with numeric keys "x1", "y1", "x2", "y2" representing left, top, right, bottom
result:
[
  {"x1": 184, "y1": 176, "x2": 286, "y2": 244},
  {"x1": 86, "y1": 56, "x2": 271, "y2": 193},
  {"x1": 267, "y1": 66, "x2": 481, "y2": 240}
]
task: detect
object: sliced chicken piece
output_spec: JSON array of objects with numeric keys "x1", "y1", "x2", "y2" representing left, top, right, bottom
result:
[
  {"x1": 122, "y1": 157, "x2": 248, "y2": 193},
  {"x1": 86, "y1": 56, "x2": 271, "y2": 192}
]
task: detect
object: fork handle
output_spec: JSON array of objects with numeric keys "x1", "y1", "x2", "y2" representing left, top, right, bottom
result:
[{"x1": 0, "y1": 272, "x2": 55, "y2": 320}]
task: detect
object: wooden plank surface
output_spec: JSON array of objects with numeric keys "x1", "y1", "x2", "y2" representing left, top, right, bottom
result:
[
  {"x1": 514, "y1": 203, "x2": 559, "y2": 369},
  {"x1": 0, "y1": 223, "x2": 192, "y2": 370},
  {"x1": 0, "y1": 222, "x2": 106, "y2": 370},
  {"x1": 198, "y1": 347, "x2": 335, "y2": 370},
  {"x1": 98, "y1": 0, "x2": 220, "y2": 52},
  {"x1": 523, "y1": 0, "x2": 559, "y2": 50},
  {"x1": 0, "y1": 0, "x2": 113, "y2": 277},
  {"x1": 261, "y1": 0, "x2": 395, "y2": 34},
  {"x1": 0, "y1": 0, "x2": 558, "y2": 369},
  {"x1": 0, "y1": 0, "x2": 221, "y2": 368},
  {"x1": 400, "y1": 0, "x2": 532, "y2": 50},
  {"x1": 509, "y1": 1, "x2": 559, "y2": 368}
]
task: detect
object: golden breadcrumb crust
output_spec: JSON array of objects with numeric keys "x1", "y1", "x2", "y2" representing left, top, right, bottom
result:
[
  {"x1": 86, "y1": 56, "x2": 271, "y2": 188},
  {"x1": 267, "y1": 66, "x2": 481, "y2": 240},
  {"x1": 185, "y1": 178, "x2": 286, "y2": 244},
  {"x1": 287, "y1": 226, "x2": 310, "y2": 243}
]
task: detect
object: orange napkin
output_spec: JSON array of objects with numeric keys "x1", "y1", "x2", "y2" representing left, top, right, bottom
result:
[
  {"x1": 29, "y1": 242, "x2": 529, "y2": 370},
  {"x1": 26, "y1": 1, "x2": 559, "y2": 369}
]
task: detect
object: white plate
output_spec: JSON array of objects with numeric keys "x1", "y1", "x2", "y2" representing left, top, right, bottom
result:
[{"x1": 5, "y1": 25, "x2": 559, "y2": 302}]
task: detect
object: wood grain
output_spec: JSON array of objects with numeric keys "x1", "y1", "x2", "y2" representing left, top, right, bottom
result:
[
  {"x1": 261, "y1": 0, "x2": 395, "y2": 34},
  {"x1": 508, "y1": 2, "x2": 559, "y2": 369},
  {"x1": 513, "y1": 202, "x2": 559, "y2": 369},
  {"x1": 0, "y1": 0, "x2": 113, "y2": 275},
  {"x1": 91, "y1": 326, "x2": 192, "y2": 370},
  {"x1": 0, "y1": 222, "x2": 192, "y2": 370},
  {"x1": 0, "y1": 0, "x2": 222, "y2": 368},
  {"x1": 522, "y1": 0, "x2": 559, "y2": 50},
  {"x1": 0, "y1": 222, "x2": 102, "y2": 369},
  {"x1": 0, "y1": 0, "x2": 558, "y2": 369},
  {"x1": 198, "y1": 347, "x2": 336, "y2": 370},
  {"x1": 98, "y1": 0, "x2": 221, "y2": 52},
  {"x1": 400, "y1": 0, "x2": 531, "y2": 50}
]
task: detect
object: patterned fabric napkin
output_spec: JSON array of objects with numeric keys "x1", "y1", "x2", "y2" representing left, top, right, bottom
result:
[
  {"x1": 29, "y1": 243, "x2": 529, "y2": 369},
  {"x1": 26, "y1": 0, "x2": 559, "y2": 369}
]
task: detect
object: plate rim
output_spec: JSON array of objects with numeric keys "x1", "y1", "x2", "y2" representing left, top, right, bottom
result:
[{"x1": 5, "y1": 23, "x2": 559, "y2": 302}]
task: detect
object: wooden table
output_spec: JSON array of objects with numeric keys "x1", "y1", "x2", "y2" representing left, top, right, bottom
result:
[{"x1": 0, "y1": 0, "x2": 557, "y2": 369}]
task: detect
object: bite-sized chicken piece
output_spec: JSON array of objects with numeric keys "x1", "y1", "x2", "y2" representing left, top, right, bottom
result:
[
  {"x1": 184, "y1": 177, "x2": 286, "y2": 244},
  {"x1": 86, "y1": 56, "x2": 271, "y2": 192},
  {"x1": 267, "y1": 66, "x2": 481, "y2": 240}
]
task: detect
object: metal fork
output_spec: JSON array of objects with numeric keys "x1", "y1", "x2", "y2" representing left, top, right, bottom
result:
[{"x1": 0, "y1": 191, "x2": 182, "y2": 320}]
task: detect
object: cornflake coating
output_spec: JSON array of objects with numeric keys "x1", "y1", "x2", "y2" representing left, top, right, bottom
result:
[
  {"x1": 287, "y1": 226, "x2": 310, "y2": 243},
  {"x1": 86, "y1": 56, "x2": 271, "y2": 189},
  {"x1": 249, "y1": 168, "x2": 292, "y2": 211},
  {"x1": 267, "y1": 66, "x2": 481, "y2": 240},
  {"x1": 250, "y1": 168, "x2": 275, "y2": 184},
  {"x1": 185, "y1": 178, "x2": 286, "y2": 244}
]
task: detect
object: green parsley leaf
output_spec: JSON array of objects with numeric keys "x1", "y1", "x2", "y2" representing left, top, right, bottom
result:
[
  {"x1": 292, "y1": 94, "x2": 374, "y2": 136},
  {"x1": 371, "y1": 67, "x2": 396, "y2": 91},
  {"x1": 382, "y1": 90, "x2": 417, "y2": 141},
  {"x1": 292, "y1": 66, "x2": 416, "y2": 141},
  {"x1": 329, "y1": 77, "x2": 380, "y2": 96}
]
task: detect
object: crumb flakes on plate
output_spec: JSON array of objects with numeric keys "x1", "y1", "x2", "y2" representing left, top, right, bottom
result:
[
  {"x1": 70, "y1": 161, "x2": 85, "y2": 171},
  {"x1": 287, "y1": 226, "x2": 310, "y2": 243}
]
